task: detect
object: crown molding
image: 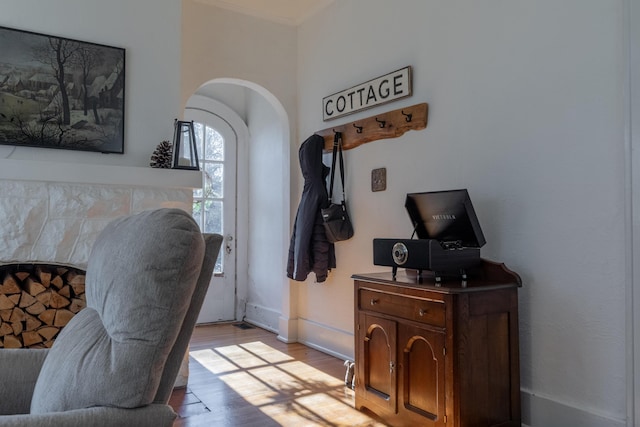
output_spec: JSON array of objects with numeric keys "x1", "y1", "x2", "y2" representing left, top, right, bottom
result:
[{"x1": 194, "y1": 0, "x2": 334, "y2": 26}]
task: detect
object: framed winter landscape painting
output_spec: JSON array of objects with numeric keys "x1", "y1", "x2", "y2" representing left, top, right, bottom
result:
[{"x1": 0, "y1": 26, "x2": 125, "y2": 154}]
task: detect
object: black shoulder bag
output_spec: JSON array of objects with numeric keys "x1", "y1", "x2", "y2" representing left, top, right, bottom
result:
[{"x1": 321, "y1": 132, "x2": 354, "y2": 242}]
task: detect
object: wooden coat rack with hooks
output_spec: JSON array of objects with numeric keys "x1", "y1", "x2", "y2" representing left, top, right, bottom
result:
[{"x1": 315, "y1": 103, "x2": 428, "y2": 152}]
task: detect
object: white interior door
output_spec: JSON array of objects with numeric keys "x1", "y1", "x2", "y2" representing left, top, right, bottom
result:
[{"x1": 186, "y1": 109, "x2": 237, "y2": 324}]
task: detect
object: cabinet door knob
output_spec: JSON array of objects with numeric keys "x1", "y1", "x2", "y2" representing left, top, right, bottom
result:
[
  {"x1": 370, "y1": 299, "x2": 379, "y2": 306},
  {"x1": 390, "y1": 361, "x2": 395, "y2": 373}
]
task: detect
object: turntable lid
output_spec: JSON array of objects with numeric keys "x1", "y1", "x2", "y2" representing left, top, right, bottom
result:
[{"x1": 405, "y1": 189, "x2": 486, "y2": 248}]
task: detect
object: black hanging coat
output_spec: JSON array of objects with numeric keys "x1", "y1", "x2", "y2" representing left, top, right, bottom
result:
[{"x1": 287, "y1": 134, "x2": 336, "y2": 282}]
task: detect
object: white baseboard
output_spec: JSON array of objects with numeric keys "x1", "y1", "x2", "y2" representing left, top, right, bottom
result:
[
  {"x1": 276, "y1": 315, "x2": 298, "y2": 343},
  {"x1": 521, "y1": 390, "x2": 626, "y2": 427},
  {"x1": 296, "y1": 317, "x2": 354, "y2": 362},
  {"x1": 243, "y1": 307, "x2": 355, "y2": 362},
  {"x1": 243, "y1": 302, "x2": 279, "y2": 333}
]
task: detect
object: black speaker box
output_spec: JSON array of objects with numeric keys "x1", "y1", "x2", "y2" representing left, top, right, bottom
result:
[{"x1": 373, "y1": 238, "x2": 481, "y2": 274}]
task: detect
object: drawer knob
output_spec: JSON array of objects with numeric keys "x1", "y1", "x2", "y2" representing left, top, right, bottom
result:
[
  {"x1": 419, "y1": 308, "x2": 426, "y2": 316},
  {"x1": 370, "y1": 298, "x2": 379, "y2": 306}
]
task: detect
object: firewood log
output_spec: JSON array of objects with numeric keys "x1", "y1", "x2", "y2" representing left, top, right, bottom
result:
[
  {"x1": 25, "y1": 315, "x2": 42, "y2": 331},
  {"x1": 0, "y1": 294, "x2": 14, "y2": 310},
  {"x1": 50, "y1": 276, "x2": 64, "y2": 289},
  {"x1": 3, "y1": 334, "x2": 22, "y2": 348},
  {"x1": 14, "y1": 272, "x2": 29, "y2": 281},
  {"x1": 54, "y1": 309, "x2": 74, "y2": 327},
  {"x1": 24, "y1": 278, "x2": 47, "y2": 296},
  {"x1": 37, "y1": 268, "x2": 51, "y2": 288},
  {"x1": 36, "y1": 291, "x2": 51, "y2": 306},
  {"x1": 9, "y1": 307, "x2": 25, "y2": 323},
  {"x1": 22, "y1": 331, "x2": 43, "y2": 347},
  {"x1": 58, "y1": 285, "x2": 71, "y2": 298},
  {"x1": 38, "y1": 309, "x2": 56, "y2": 326},
  {"x1": 37, "y1": 326, "x2": 59, "y2": 341},
  {"x1": 69, "y1": 298, "x2": 86, "y2": 314},
  {"x1": 50, "y1": 292, "x2": 70, "y2": 309},
  {"x1": 0, "y1": 276, "x2": 20, "y2": 294},
  {"x1": 25, "y1": 301, "x2": 46, "y2": 315},
  {"x1": 19, "y1": 291, "x2": 37, "y2": 308},
  {"x1": 11, "y1": 321, "x2": 22, "y2": 336},
  {"x1": 0, "y1": 322, "x2": 13, "y2": 336}
]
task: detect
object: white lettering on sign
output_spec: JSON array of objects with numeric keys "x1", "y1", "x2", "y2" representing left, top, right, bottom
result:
[{"x1": 322, "y1": 66, "x2": 412, "y2": 121}]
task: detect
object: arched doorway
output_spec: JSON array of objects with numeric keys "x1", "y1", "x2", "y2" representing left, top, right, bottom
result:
[{"x1": 185, "y1": 80, "x2": 295, "y2": 342}]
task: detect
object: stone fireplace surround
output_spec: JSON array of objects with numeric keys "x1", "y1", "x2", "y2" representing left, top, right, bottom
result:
[
  {"x1": 0, "y1": 166, "x2": 198, "y2": 267},
  {"x1": 0, "y1": 160, "x2": 201, "y2": 386}
]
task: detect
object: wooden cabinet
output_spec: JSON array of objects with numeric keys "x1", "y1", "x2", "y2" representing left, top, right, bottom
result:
[{"x1": 353, "y1": 260, "x2": 522, "y2": 427}]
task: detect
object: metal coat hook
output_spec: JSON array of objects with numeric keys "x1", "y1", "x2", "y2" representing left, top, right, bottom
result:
[{"x1": 316, "y1": 102, "x2": 428, "y2": 152}]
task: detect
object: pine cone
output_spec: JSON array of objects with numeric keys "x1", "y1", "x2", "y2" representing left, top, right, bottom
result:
[{"x1": 150, "y1": 140, "x2": 173, "y2": 168}]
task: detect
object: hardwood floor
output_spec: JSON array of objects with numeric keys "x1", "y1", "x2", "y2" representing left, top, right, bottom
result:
[{"x1": 169, "y1": 322, "x2": 386, "y2": 427}]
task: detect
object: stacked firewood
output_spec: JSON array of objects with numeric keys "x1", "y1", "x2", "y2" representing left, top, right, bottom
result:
[{"x1": 0, "y1": 265, "x2": 86, "y2": 349}]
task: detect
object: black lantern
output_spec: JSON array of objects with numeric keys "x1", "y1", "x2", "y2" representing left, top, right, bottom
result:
[{"x1": 172, "y1": 120, "x2": 199, "y2": 170}]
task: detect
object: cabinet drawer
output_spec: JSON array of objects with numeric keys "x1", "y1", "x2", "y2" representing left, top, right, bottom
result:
[{"x1": 359, "y1": 288, "x2": 445, "y2": 327}]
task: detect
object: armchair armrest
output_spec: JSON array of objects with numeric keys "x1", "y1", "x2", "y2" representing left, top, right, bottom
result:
[
  {"x1": 0, "y1": 349, "x2": 49, "y2": 415},
  {"x1": 0, "y1": 404, "x2": 176, "y2": 427}
]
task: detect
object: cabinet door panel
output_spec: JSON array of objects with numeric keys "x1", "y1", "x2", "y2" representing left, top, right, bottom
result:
[
  {"x1": 358, "y1": 313, "x2": 397, "y2": 413},
  {"x1": 400, "y1": 325, "x2": 446, "y2": 426}
]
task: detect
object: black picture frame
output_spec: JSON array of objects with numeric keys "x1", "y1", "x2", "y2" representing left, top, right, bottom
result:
[{"x1": 0, "y1": 26, "x2": 125, "y2": 154}]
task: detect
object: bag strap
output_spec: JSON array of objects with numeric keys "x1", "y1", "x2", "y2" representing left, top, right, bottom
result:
[
  {"x1": 328, "y1": 133, "x2": 338, "y2": 202},
  {"x1": 328, "y1": 132, "x2": 346, "y2": 203}
]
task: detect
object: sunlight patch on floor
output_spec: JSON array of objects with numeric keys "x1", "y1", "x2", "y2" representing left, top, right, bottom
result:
[
  {"x1": 190, "y1": 348, "x2": 238, "y2": 375},
  {"x1": 239, "y1": 340, "x2": 294, "y2": 364},
  {"x1": 190, "y1": 340, "x2": 385, "y2": 427},
  {"x1": 218, "y1": 370, "x2": 281, "y2": 406},
  {"x1": 215, "y1": 344, "x2": 269, "y2": 369},
  {"x1": 277, "y1": 360, "x2": 344, "y2": 387},
  {"x1": 258, "y1": 393, "x2": 382, "y2": 427}
]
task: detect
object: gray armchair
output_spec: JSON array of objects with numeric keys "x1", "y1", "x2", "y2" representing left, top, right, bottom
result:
[{"x1": 0, "y1": 209, "x2": 223, "y2": 427}]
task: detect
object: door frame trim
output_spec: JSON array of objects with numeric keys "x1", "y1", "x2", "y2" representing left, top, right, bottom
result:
[{"x1": 185, "y1": 94, "x2": 250, "y2": 321}]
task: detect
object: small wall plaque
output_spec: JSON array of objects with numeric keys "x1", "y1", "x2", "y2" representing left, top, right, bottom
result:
[{"x1": 371, "y1": 168, "x2": 386, "y2": 192}]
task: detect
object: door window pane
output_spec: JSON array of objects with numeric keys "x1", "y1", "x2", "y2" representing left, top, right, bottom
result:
[
  {"x1": 203, "y1": 200, "x2": 222, "y2": 234},
  {"x1": 192, "y1": 121, "x2": 225, "y2": 274},
  {"x1": 206, "y1": 127, "x2": 224, "y2": 161},
  {"x1": 204, "y1": 163, "x2": 223, "y2": 198}
]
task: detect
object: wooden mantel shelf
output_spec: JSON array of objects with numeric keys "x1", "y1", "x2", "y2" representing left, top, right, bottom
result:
[{"x1": 0, "y1": 158, "x2": 203, "y2": 189}]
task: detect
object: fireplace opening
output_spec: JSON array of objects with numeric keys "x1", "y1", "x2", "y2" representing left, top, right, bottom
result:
[{"x1": 0, "y1": 263, "x2": 86, "y2": 349}]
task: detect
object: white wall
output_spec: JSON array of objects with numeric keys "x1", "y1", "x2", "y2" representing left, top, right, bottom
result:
[
  {"x1": 181, "y1": 1, "x2": 298, "y2": 337},
  {"x1": 629, "y1": 0, "x2": 640, "y2": 424},
  {"x1": 1, "y1": 0, "x2": 181, "y2": 167},
  {"x1": 297, "y1": 1, "x2": 628, "y2": 426},
  {"x1": 181, "y1": 1, "x2": 297, "y2": 141},
  {"x1": 245, "y1": 91, "x2": 286, "y2": 330}
]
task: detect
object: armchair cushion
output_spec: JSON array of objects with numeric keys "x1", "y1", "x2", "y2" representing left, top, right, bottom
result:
[
  {"x1": 0, "y1": 404, "x2": 176, "y2": 427},
  {"x1": 30, "y1": 209, "x2": 205, "y2": 413},
  {"x1": 0, "y1": 349, "x2": 49, "y2": 415}
]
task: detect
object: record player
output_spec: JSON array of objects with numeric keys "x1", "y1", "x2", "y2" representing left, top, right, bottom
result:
[{"x1": 373, "y1": 189, "x2": 486, "y2": 280}]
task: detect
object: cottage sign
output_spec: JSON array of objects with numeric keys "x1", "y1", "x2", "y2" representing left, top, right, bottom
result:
[{"x1": 322, "y1": 66, "x2": 412, "y2": 121}]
